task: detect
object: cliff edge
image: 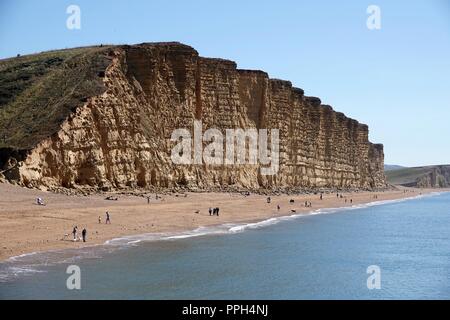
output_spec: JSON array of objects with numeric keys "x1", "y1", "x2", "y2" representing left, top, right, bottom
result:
[
  {"x1": 0, "y1": 42, "x2": 386, "y2": 191},
  {"x1": 386, "y1": 165, "x2": 450, "y2": 188}
]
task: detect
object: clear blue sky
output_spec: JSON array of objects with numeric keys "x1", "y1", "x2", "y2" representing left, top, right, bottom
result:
[{"x1": 1, "y1": 0, "x2": 449, "y2": 167}]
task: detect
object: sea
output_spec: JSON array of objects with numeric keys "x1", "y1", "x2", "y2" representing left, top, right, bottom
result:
[{"x1": 1, "y1": 192, "x2": 449, "y2": 299}]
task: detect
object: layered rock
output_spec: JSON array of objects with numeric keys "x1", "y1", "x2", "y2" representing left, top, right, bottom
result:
[
  {"x1": 0, "y1": 42, "x2": 386, "y2": 191},
  {"x1": 415, "y1": 166, "x2": 450, "y2": 188},
  {"x1": 386, "y1": 165, "x2": 450, "y2": 188}
]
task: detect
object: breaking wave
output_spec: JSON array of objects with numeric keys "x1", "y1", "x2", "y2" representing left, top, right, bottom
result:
[{"x1": 0, "y1": 191, "x2": 445, "y2": 282}]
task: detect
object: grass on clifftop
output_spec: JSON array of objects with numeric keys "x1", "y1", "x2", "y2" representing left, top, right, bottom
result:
[
  {"x1": 0, "y1": 46, "x2": 113, "y2": 150},
  {"x1": 385, "y1": 167, "x2": 433, "y2": 185},
  {"x1": 385, "y1": 165, "x2": 450, "y2": 186}
]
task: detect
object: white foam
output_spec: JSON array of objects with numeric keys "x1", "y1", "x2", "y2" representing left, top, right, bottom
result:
[
  {"x1": 0, "y1": 264, "x2": 48, "y2": 282},
  {"x1": 105, "y1": 191, "x2": 448, "y2": 243},
  {"x1": 1, "y1": 191, "x2": 447, "y2": 282},
  {"x1": 105, "y1": 225, "x2": 234, "y2": 245},
  {"x1": 6, "y1": 251, "x2": 38, "y2": 262}
]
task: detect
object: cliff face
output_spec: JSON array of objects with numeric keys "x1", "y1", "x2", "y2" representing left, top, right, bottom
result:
[
  {"x1": 386, "y1": 165, "x2": 450, "y2": 188},
  {"x1": 0, "y1": 42, "x2": 386, "y2": 191},
  {"x1": 415, "y1": 166, "x2": 450, "y2": 188}
]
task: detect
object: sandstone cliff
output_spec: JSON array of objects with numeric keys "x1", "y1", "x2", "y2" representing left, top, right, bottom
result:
[{"x1": 0, "y1": 42, "x2": 386, "y2": 191}]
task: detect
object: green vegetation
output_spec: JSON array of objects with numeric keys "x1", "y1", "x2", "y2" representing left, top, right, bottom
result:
[
  {"x1": 0, "y1": 46, "x2": 112, "y2": 150},
  {"x1": 386, "y1": 165, "x2": 450, "y2": 187},
  {"x1": 384, "y1": 164, "x2": 406, "y2": 171},
  {"x1": 386, "y1": 166, "x2": 433, "y2": 185}
]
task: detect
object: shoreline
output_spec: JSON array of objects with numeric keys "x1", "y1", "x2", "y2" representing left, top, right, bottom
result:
[
  {"x1": 0, "y1": 183, "x2": 447, "y2": 262},
  {"x1": 7, "y1": 191, "x2": 437, "y2": 265}
]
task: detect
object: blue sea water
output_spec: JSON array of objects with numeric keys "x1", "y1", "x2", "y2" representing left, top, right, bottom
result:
[{"x1": 1, "y1": 192, "x2": 449, "y2": 299}]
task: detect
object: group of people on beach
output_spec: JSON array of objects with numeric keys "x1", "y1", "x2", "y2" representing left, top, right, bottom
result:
[
  {"x1": 72, "y1": 226, "x2": 87, "y2": 242},
  {"x1": 279, "y1": 192, "x2": 359, "y2": 211},
  {"x1": 97, "y1": 211, "x2": 111, "y2": 224},
  {"x1": 69, "y1": 211, "x2": 111, "y2": 243},
  {"x1": 336, "y1": 192, "x2": 354, "y2": 204},
  {"x1": 147, "y1": 193, "x2": 162, "y2": 204},
  {"x1": 209, "y1": 207, "x2": 220, "y2": 216}
]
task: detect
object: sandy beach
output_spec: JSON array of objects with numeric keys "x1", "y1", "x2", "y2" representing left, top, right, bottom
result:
[{"x1": 0, "y1": 183, "x2": 441, "y2": 261}]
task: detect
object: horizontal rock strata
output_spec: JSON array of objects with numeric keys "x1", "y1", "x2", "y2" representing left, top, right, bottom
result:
[{"x1": 0, "y1": 42, "x2": 386, "y2": 191}]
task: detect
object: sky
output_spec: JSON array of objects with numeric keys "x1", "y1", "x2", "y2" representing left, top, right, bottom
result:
[{"x1": 0, "y1": 0, "x2": 449, "y2": 167}]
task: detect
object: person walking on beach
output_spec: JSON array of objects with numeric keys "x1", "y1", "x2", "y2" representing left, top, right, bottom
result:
[
  {"x1": 98, "y1": 216, "x2": 101, "y2": 224},
  {"x1": 82, "y1": 228, "x2": 87, "y2": 242},
  {"x1": 72, "y1": 226, "x2": 78, "y2": 241},
  {"x1": 209, "y1": 207, "x2": 212, "y2": 216},
  {"x1": 277, "y1": 205, "x2": 280, "y2": 211},
  {"x1": 320, "y1": 193, "x2": 323, "y2": 200},
  {"x1": 106, "y1": 211, "x2": 111, "y2": 224},
  {"x1": 216, "y1": 207, "x2": 220, "y2": 216},
  {"x1": 147, "y1": 196, "x2": 150, "y2": 204},
  {"x1": 267, "y1": 197, "x2": 271, "y2": 203}
]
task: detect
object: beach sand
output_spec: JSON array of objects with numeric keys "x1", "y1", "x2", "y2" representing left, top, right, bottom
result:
[{"x1": 0, "y1": 183, "x2": 440, "y2": 261}]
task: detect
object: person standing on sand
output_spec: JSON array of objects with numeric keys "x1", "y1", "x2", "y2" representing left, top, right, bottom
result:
[
  {"x1": 216, "y1": 207, "x2": 220, "y2": 216},
  {"x1": 320, "y1": 193, "x2": 323, "y2": 200},
  {"x1": 82, "y1": 228, "x2": 87, "y2": 242},
  {"x1": 209, "y1": 207, "x2": 212, "y2": 216},
  {"x1": 106, "y1": 211, "x2": 111, "y2": 224},
  {"x1": 277, "y1": 205, "x2": 280, "y2": 211},
  {"x1": 98, "y1": 216, "x2": 101, "y2": 224},
  {"x1": 72, "y1": 226, "x2": 78, "y2": 241},
  {"x1": 147, "y1": 196, "x2": 150, "y2": 204}
]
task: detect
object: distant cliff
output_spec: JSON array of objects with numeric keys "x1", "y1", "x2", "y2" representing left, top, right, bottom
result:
[
  {"x1": 0, "y1": 42, "x2": 386, "y2": 191},
  {"x1": 386, "y1": 165, "x2": 450, "y2": 188}
]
